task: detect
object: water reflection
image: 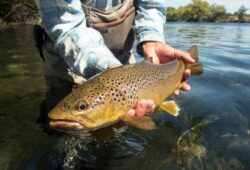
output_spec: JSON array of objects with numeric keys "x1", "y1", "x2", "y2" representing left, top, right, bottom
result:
[{"x1": 26, "y1": 127, "x2": 154, "y2": 169}]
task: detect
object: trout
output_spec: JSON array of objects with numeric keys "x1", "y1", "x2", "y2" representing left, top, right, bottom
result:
[{"x1": 48, "y1": 46, "x2": 203, "y2": 131}]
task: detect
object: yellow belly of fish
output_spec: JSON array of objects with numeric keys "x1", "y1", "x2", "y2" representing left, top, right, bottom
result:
[{"x1": 83, "y1": 104, "x2": 126, "y2": 129}]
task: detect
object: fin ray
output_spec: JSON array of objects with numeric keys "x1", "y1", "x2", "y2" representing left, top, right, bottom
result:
[{"x1": 160, "y1": 101, "x2": 180, "y2": 117}]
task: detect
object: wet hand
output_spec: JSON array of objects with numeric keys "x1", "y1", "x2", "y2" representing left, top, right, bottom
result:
[
  {"x1": 115, "y1": 100, "x2": 155, "y2": 128},
  {"x1": 126, "y1": 99, "x2": 155, "y2": 117},
  {"x1": 112, "y1": 40, "x2": 196, "y2": 118},
  {"x1": 142, "y1": 41, "x2": 195, "y2": 94}
]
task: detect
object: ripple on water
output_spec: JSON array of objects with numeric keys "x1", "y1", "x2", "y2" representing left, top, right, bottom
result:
[{"x1": 1, "y1": 23, "x2": 250, "y2": 170}]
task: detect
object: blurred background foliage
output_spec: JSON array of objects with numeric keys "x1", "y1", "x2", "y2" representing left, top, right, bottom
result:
[
  {"x1": 166, "y1": 0, "x2": 249, "y2": 22},
  {"x1": 0, "y1": 0, "x2": 249, "y2": 25},
  {"x1": 0, "y1": 0, "x2": 37, "y2": 23}
]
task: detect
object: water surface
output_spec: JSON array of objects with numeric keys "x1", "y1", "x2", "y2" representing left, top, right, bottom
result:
[{"x1": 0, "y1": 22, "x2": 249, "y2": 170}]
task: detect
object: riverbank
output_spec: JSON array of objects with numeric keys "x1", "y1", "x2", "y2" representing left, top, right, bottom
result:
[
  {"x1": 1, "y1": 0, "x2": 249, "y2": 29},
  {"x1": 1, "y1": 17, "x2": 249, "y2": 30},
  {"x1": 0, "y1": 2, "x2": 38, "y2": 29},
  {"x1": 0, "y1": 18, "x2": 40, "y2": 29},
  {"x1": 167, "y1": 15, "x2": 250, "y2": 23},
  {"x1": 213, "y1": 15, "x2": 250, "y2": 23}
]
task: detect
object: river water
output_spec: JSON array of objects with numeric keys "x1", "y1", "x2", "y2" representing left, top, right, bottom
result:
[{"x1": 0, "y1": 22, "x2": 249, "y2": 170}]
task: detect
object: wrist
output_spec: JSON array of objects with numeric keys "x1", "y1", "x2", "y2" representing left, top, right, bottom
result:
[{"x1": 137, "y1": 41, "x2": 157, "y2": 56}]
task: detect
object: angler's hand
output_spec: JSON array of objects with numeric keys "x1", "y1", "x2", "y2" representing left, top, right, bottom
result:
[
  {"x1": 142, "y1": 41, "x2": 195, "y2": 95},
  {"x1": 112, "y1": 41, "x2": 196, "y2": 118},
  {"x1": 114, "y1": 100, "x2": 156, "y2": 127},
  {"x1": 126, "y1": 99, "x2": 155, "y2": 117}
]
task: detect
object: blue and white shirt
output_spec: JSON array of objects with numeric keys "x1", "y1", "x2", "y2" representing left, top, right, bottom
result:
[{"x1": 36, "y1": 0, "x2": 166, "y2": 78}]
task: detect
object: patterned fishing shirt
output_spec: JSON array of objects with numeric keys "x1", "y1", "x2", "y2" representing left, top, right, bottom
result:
[{"x1": 36, "y1": 0, "x2": 166, "y2": 78}]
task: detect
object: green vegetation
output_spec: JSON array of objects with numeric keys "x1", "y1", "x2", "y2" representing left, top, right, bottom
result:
[
  {"x1": 236, "y1": 5, "x2": 249, "y2": 22},
  {"x1": 166, "y1": 0, "x2": 250, "y2": 22}
]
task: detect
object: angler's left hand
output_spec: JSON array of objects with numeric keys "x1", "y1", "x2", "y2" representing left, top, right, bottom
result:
[
  {"x1": 116, "y1": 41, "x2": 195, "y2": 117},
  {"x1": 126, "y1": 42, "x2": 195, "y2": 117},
  {"x1": 141, "y1": 41, "x2": 195, "y2": 95}
]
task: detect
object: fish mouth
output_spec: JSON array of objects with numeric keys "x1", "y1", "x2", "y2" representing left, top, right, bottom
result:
[{"x1": 49, "y1": 119, "x2": 86, "y2": 131}]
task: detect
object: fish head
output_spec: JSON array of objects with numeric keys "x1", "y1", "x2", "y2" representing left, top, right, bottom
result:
[{"x1": 48, "y1": 81, "x2": 125, "y2": 131}]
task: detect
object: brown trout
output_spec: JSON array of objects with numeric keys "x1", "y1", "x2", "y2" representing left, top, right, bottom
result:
[{"x1": 48, "y1": 46, "x2": 203, "y2": 131}]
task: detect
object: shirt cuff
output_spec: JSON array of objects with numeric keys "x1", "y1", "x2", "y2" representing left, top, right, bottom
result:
[
  {"x1": 83, "y1": 49, "x2": 122, "y2": 79},
  {"x1": 136, "y1": 30, "x2": 165, "y2": 56},
  {"x1": 137, "y1": 30, "x2": 165, "y2": 44}
]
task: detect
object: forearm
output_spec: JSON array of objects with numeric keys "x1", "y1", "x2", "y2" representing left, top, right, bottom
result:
[{"x1": 36, "y1": 0, "x2": 121, "y2": 78}]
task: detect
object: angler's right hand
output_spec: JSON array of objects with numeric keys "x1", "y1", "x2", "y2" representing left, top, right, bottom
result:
[{"x1": 142, "y1": 42, "x2": 194, "y2": 95}]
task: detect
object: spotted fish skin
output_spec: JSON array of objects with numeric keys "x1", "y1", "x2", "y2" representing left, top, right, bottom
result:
[
  {"x1": 48, "y1": 46, "x2": 202, "y2": 131},
  {"x1": 97, "y1": 59, "x2": 184, "y2": 108},
  {"x1": 48, "y1": 58, "x2": 184, "y2": 130}
]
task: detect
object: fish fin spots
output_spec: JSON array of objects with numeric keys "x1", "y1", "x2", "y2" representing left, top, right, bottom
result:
[
  {"x1": 187, "y1": 45, "x2": 203, "y2": 75},
  {"x1": 160, "y1": 100, "x2": 180, "y2": 117},
  {"x1": 122, "y1": 115, "x2": 157, "y2": 130}
]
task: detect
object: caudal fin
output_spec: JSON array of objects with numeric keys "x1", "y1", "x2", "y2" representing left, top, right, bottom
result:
[{"x1": 187, "y1": 45, "x2": 204, "y2": 75}]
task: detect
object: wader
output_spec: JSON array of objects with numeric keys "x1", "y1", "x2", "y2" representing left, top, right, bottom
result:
[{"x1": 34, "y1": 0, "x2": 136, "y2": 124}]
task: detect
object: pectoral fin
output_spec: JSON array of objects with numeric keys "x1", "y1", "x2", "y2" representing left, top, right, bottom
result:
[
  {"x1": 122, "y1": 115, "x2": 156, "y2": 130},
  {"x1": 160, "y1": 101, "x2": 180, "y2": 117}
]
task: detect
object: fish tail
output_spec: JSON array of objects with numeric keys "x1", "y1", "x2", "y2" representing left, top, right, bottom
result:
[{"x1": 187, "y1": 45, "x2": 204, "y2": 75}]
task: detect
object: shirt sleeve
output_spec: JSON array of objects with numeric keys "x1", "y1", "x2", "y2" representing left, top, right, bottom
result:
[
  {"x1": 134, "y1": 0, "x2": 166, "y2": 53},
  {"x1": 36, "y1": 0, "x2": 121, "y2": 79}
]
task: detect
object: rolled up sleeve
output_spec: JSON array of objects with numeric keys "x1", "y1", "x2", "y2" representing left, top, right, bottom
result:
[
  {"x1": 134, "y1": 0, "x2": 166, "y2": 45},
  {"x1": 36, "y1": 0, "x2": 121, "y2": 78}
]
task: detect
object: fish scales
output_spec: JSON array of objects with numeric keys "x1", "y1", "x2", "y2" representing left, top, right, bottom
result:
[
  {"x1": 48, "y1": 46, "x2": 202, "y2": 131},
  {"x1": 97, "y1": 59, "x2": 185, "y2": 108}
]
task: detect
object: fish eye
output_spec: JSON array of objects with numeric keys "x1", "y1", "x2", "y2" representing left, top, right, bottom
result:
[{"x1": 77, "y1": 102, "x2": 88, "y2": 111}]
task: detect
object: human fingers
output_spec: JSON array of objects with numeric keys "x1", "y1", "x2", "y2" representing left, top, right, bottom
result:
[
  {"x1": 126, "y1": 109, "x2": 136, "y2": 116},
  {"x1": 134, "y1": 99, "x2": 155, "y2": 116},
  {"x1": 157, "y1": 44, "x2": 195, "y2": 64},
  {"x1": 179, "y1": 82, "x2": 191, "y2": 92},
  {"x1": 144, "y1": 100, "x2": 155, "y2": 116},
  {"x1": 173, "y1": 49, "x2": 195, "y2": 64},
  {"x1": 174, "y1": 82, "x2": 191, "y2": 96},
  {"x1": 183, "y1": 69, "x2": 191, "y2": 81},
  {"x1": 174, "y1": 90, "x2": 180, "y2": 96}
]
